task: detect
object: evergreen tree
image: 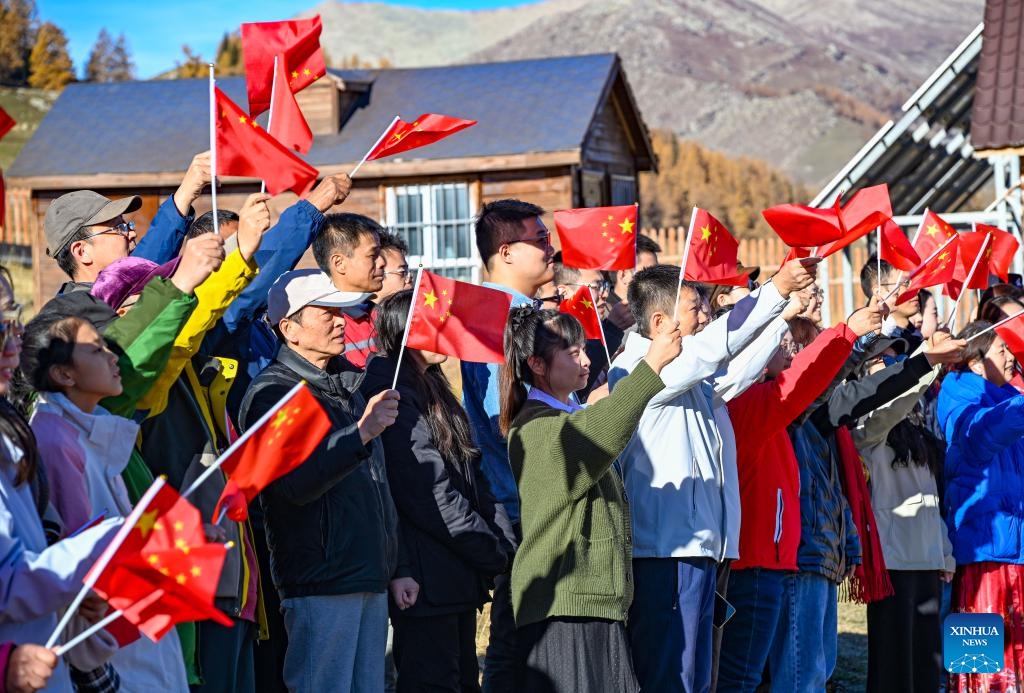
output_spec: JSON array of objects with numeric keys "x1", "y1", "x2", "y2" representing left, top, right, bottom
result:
[
  {"x1": 107, "y1": 33, "x2": 135, "y2": 81},
  {"x1": 84, "y1": 27, "x2": 113, "y2": 82},
  {"x1": 214, "y1": 32, "x2": 243, "y2": 76},
  {"x1": 0, "y1": 0, "x2": 37, "y2": 85},
  {"x1": 27, "y1": 21, "x2": 73, "y2": 90}
]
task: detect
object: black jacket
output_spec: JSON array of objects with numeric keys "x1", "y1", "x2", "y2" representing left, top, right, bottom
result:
[
  {"x1": 361, "y1": 356, "x2": 513, "y2": 616},
  {"x1": 239, "y1": 344, "x2": 402, "y2": 600}
]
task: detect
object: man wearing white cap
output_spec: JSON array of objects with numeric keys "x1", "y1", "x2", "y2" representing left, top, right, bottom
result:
[{"x1": 238, "y1": 269, "x2": 415, "y2": 692}]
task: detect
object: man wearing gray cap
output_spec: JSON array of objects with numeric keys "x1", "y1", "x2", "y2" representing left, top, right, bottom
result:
[
  {"x1": 45, "y1": 151, "x2": 212, "y2": 294},
  {"x1": 239, "y1": 269, "x2": 414, "y2": 692}
]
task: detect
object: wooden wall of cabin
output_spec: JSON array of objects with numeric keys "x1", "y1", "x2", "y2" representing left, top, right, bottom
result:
[
  {"x1": 26, "y1": 167, "x2": 574, "y2": 309},
  {"x1": 578, "y1": 90, "x2": 640, "y2": 209}
]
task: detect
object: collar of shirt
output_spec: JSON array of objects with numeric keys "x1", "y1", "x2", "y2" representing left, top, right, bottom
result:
[
  {"x1": 527, "y1": 386, "x2": 583, "y2": 413},
  {"x1": 483, "y1": 282, "x2": 535, "y2": 309}
]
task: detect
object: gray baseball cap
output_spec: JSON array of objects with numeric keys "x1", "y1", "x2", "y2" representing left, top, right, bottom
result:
[
  {"x1": 267, "y1": 269, "x2": 369, "y2": 325},
  {"x1": 44, "y1": 190, "x2": 142, "y2": 257}
]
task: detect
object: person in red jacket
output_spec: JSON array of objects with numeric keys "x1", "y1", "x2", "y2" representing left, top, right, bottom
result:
[{"x1": 716, "y1": 306, "x2": 881, "y2": 693}]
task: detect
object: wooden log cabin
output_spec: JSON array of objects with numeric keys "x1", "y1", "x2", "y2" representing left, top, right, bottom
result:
[{"x1": 5, "y1": 53, "x2": 655, "y2": 307}]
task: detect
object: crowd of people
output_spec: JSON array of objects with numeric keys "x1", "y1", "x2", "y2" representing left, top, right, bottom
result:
[{"x1": 0, "y1": 151, "x2": 1022, "y2": 693}]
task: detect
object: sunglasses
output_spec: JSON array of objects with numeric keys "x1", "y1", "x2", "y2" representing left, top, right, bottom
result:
[{"x1": 80, "y1": 221, "x2": 136, "y2": 243}]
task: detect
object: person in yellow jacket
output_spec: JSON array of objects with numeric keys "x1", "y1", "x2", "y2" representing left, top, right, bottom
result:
[{"x1": 91, "y1": 193, "x2": 271, "y2": 691}]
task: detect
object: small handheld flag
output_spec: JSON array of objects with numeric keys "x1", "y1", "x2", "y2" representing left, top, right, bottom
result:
[{"x1": 553, "y1": 205, "x2": 638, "y2": 271}]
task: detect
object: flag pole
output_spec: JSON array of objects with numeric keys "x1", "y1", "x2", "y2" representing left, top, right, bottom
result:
[
  {"x1": 44, "y1": 478, "x2": 168, "y2": 648},
  {"x1": 208, "y1": 64, "x2": 220, "y2": 238},
  {"x1": 350, "y1": 115, "x2": 400, "y2": 178},
  {"x1": 944, "y1": 232, "x2": 990, "y2": 333},
  {"x1": 887, "y1": 213, "x2": 929, "y2": 297},
  {"x1": 672, "y1": 206, "x2": 698, "y2": 319},
  {"x1": 53, "y1": 610, "x2": 124, "y2": 657},
  {"x1": 391, "y1": 267, "x2": 425, "y2": 391},
  {"x1": 181, "y1": 381, "x2": 306, "y2": 501},
  {"x1": 590, "y1": 285, "x2": 612, "y2": 367},
  {"x1": 260, "y1": 55, "x2": 279, "y2": 195},
  {"x1": 876, "y1": 226, "x2": 881, "y2": 289},
  {"x1": 881, "y1": 234, "x2": 958, "y2": 304},
  {"x1": 965, "y1": 310, "x2": 1022, "y2": 343}
]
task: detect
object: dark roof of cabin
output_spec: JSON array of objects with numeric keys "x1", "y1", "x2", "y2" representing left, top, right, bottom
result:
[
  {"x1": 971, "y1": 0, "x2": 1024, "y2": 150},
  {"x1": 9, "y1": 53, "x2": 649, "y2": 179}
]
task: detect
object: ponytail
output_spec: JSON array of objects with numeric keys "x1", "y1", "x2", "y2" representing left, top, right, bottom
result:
[{"x1": 498, "y1": 306, "x2": 585, "y2": 435}]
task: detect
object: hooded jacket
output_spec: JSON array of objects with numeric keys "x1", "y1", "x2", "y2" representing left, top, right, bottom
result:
[{"x1": 938, "y1": 370, "x2": 1024, "y2": 565}]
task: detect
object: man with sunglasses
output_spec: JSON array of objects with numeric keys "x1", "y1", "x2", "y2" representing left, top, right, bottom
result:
[{"x1": 462, "y1": 198, "x2": 552, "y2": 693}]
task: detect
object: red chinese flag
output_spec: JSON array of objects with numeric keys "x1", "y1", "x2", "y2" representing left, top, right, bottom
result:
[
  {"x1": 761, "y1": 196, "x2": 846, "y2": 247},
  {"x1": 0, "y1": 107, "x2": 14, "y2": 142},
  {"x1": 269, "y1": 53, "x2": 313, "y2": 154},
  {"x1": 553, "y1": 205, "x2": 638, "y2": 271},
  {"x1": 975, "y1": 223, "x2": 1019, "y2": 282},
  {"x1": 914, "y1": 210, "x2": 958, "y2": 260},
  {"x1": 364, "y1": 114, "x2": 477, "y2": 161},
  {"x1": 685, "y1": 208, "x2": 748, "y2": 286},
  {"x1": 214, "y1": 88, "x2": 318, "y2": 196},
  {"x1": 214, "y1": 383, "x2": 333, "y2": 522},
  {"x1": 896, "y1": 236, "x2": 959, "y2": 306},
  {"x1": 995, "y1": 312, "x2": 1024, "y2": 363},
  {"x1": 878, "y1": 219, "x2": 920, "y2": 272},
  {"x1": 241, "y1": 16, "x2": 326, "y2": 117},
  {"x1": 407, "y1": 271, "x2": 512, "y2": 363},
  {"x1": 817, "y1": 184, "x2": 894, "y2": 258},
  {"x1": 953, "y1": 232, "x2": 995, "y2": 293},
  {"x1": 559, "y1": 286, "x2": 603, "y2": 341},
  {"x1": 88, "y1": 480, "x2": 231, "y2": 642},
  {"x1": 783, "y1": 246, "x2": 812, "y2": 264}
]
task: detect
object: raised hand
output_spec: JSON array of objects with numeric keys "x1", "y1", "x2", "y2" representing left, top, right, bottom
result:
[
  {"x1": 235, "y1": 193, "x2": 273, "y2": 262},
  {"x1": 171, "y1": 233, "x2": 226, "y2": 295},
  {"x1": 644, "y1": 320, "x2": 682, "y2": 374},
  {"x1": 304, "y1": 174, "x2": 353, "y2": 213},
  {"x1": 173, "y1": 151, "x2": 212, "y2": 216},
  {"x1": 770, "y1": 259, "x2": 817, "y2": 297}
]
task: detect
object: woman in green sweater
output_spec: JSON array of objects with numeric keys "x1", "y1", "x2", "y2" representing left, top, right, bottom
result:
[{"x1": 498, "y1": 305, "x2": 680, "y2": 692}]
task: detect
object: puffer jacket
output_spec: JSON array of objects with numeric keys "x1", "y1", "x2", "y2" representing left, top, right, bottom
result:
[
  {"x1": 239, "y1": 344, "x2": 403, "y2": 599},
  {"x1": 938, "y1": 370, "x2": 1024, "y2": 565},
  {"x1": 793, "y1": 352, "x2": 933, "y2": 582}
]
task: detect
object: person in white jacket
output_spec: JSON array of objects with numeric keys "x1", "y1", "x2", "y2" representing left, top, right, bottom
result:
[{"x1": 608, "y1": 259, "x2": 816, "y2": 693}]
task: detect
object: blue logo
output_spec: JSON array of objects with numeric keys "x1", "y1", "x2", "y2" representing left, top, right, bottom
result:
[{"x1": 944, "y1": 613, "x2": 1004, "y2": 674}]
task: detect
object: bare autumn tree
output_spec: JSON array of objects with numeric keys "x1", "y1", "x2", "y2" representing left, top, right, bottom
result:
[
  {"x1": 174, "y1": 45, "x2": 207, "y2": 79},
  {"x1": 28, "y1": 21, "x2": 73, "y2": 90},
  {"x1": 107, "y1": 34, "x2": 135, "y2": 81},
  {"x1": 0, "y1": 0, "x2": 37, "y2": 85}
]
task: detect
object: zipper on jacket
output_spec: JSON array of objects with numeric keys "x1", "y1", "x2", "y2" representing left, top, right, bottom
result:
[
  {"x1": 691, "y1": 456, "x2": 698, "y2": 518},
  {"x1": 774, "y1": 488, "x2": 784, "y2": 563}
]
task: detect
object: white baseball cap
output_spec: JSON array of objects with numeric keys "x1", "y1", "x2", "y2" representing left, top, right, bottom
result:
[{"x1": 267, "y1": 269, "x2": 369, "y2": 325}]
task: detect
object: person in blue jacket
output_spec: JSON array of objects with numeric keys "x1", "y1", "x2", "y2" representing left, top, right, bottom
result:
[{"x1": 939, "y1": 320, "x2": 1024, "y2": 691}]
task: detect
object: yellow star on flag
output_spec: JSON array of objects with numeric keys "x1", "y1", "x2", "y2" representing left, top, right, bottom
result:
[
  {"x1": 270, "y1": 409, "x2": 289, "y2": 429},
  {"x1": 191, "y1": 566, "x2": 202, "y2": 577},
  {"x1": 925, "y1": 224, "x2": 940, "y2": 237},
  {"x1": 174, "y1": 538, "x2": 191, "y2": 555},
  {"x1": 303, "y1": 67, "x2": 311, "y2": 76},
  {"x1": 424, "y1": 290, "x2": 439, "y2": 309},
  {"x1": 700, "y1": 225, "x2": 712, "y2": 242},
  {"x1": 173, "y1": 521, "x2": 184, "y2": 532},
  {"x1": 938, "y1": 251, "x2": 951, "y2": 263},
  {"x1": 238, "y1": 115, "x2": 248, "y2": 124},
  {"x1": 136, "y1": 509, "x2": 159, "y2": 538},
  {"x1": 619, "y1": 217, "x2": 635, "y2": 235},
  {"x1": 581, "y1": 298, "x2": 593, "y2": 310},
  {"x1": 176, "y1": 574, "x2": 188, "y2": 585}
]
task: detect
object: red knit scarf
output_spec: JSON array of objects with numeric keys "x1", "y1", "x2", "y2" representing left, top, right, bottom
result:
[{"x1": 835, "y1": 426, "x2": 894, "y2": 603}]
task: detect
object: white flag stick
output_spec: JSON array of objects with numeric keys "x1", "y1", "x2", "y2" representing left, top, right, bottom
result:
[
  {"x1": 208, "y1": 64, "x2": 220, "y2": 238},
  {"x1": 350, "y1": 115, "x2": 400, "y2": 178},
  {"x1": 589, "y1": 285, "x2": 611, "y2": 367},
  {"x1": 261, "y1": 56, "x2": 278, "y2": 195},
  {"x1": 53, "y1": 609, "x2": 124, "y2": 657},
  {"x1": 44, "y1": 478, "x2": 168, "y2": 648},
  {"x1": 965, "y1": 310, "x2": 1022, "y2": 343},
  {"x1": 180, "y1": 380, "x2": 307, "y2": 501},
  {"x1": 391, "y1": 267, "x2": 425, "y2": 391},
  {"x1": 944, "y1": 231, "x2": 990, "y2": 332},
  {"x1": 672, "y1": 207, "x2": 698, "y2": 320}
]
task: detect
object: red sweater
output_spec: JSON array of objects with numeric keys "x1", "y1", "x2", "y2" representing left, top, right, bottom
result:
[
  {"x1": 728, "y1": 324, "x2": 857, "y2": 571},
  {"x1": 342, "y1": 304, "x2": 376, "y2": 369}
]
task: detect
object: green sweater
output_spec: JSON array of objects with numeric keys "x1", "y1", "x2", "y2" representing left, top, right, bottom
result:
[{"x1": 507, "y1": 360, "x2": 665, "y2": 628}]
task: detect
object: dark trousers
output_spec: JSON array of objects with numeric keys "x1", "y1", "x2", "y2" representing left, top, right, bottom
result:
[
  {"x1": 710, "y1": 559, "x2": 731, "y2": 692},
  {"x1": 482, "y1": 569, "x2": 517, "y2": 692},
  {"x1": 716, "y1": 568, "x2": 787, "y2": 693},
  {"x1": 192, "y1": 618, "x2": 257, "y2": 693},
  {"x1": 393, "y1": 610, "x2": 480, "y2": 693},
  {"x1": 516, "y1": 617, "x2": 638, "y2": 693},
  {"x1": 252, "y1": 524, "x2": 287, "y2": 693},
  {"x1": 867, "y1": 569, "x2": 943, "y2": 693},
  {"x1": 629, "y1": 557, "x2": 717, "y2": 693}
]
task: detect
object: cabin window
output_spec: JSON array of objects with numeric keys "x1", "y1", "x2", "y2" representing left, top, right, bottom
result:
[{"x1": 385, "y1": 183, "x2": 479, "y2": 283}]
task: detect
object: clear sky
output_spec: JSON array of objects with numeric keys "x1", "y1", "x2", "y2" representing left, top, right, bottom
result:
[{"x1": 37, "y1": 0, "x2": 537, "y2": 79}]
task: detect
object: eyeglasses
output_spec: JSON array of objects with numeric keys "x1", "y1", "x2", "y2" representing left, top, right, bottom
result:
[
  {"x1": 80, "y1": 221, "x2": 136, "y2": 243},
  {"x1": 568, "y1": 280, "x2": 610, "y2": 296},
  {"x1": 779, "y1": 338, "x2": 803, "y2": 356},
  {"x1": 880, "y1": 280, "x2": 911, "y2": 291},
  {"x1": 508, "y1": 233, "x2": 552, "y2": 249},
  {"x1": 0, "y1": 304, "x2": 23, "y2": 350},
  {"x1": 383, "y1": 268, "x2": 413, "y2": 283},
  {"x1": 532, "y1": 294, "x2": 563, "y2": 309}
]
